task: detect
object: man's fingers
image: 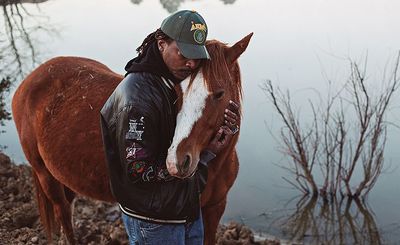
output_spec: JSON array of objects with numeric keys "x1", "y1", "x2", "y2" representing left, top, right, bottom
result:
[
  {"x1": 229, "y1": 100, "x2": 240, "y2": 112},
  {"x1": 221, "y1": 125, "x2": 233, "y2": 134},
  {"x1": 224, "y1": 107, "x2": 238, "y2": 131},
  {"x1": 212, "y1": 127, "x2": 224, "y2": 142},
  {"x1": 222, "y1": 124, "x2": 239, "y2": 136},
  {"x1": 224, "y1": 109, "x2": 238, "y2": 120},
  {"x1": 224, "y1": 101, "x2": 240, "y2": 130},
  {"x1": 221, "y1": 126, "x2": 233, "y2": 142},
  {"x1": 225, "y1": 117, "x2": 236, "y2": 126}
]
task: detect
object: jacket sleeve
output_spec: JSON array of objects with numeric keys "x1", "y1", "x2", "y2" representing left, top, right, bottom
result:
[
  {"x1": 193, "y1": 150, "x2": 215, "y2": 193},
  {"x1": 116, "y1": 103, "x2": 161, "y2": 184},
  {"x1": 199, "y1": 150, "x2": 216, "y2": 167}
]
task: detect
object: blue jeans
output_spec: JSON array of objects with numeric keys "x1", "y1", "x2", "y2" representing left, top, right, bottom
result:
[{"x1": 121, "y1": 212, "x2": 204, "y2": 245}]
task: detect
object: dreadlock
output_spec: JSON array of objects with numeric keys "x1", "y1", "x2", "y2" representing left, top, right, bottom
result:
[{"x1": 136, "y1": 29, "x2": 172, "y2": 58}]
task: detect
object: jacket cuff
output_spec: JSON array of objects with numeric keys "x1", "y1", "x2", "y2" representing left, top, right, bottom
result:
[{"x1": 199, "y1": 150, "x2": 216, "y2": 167}]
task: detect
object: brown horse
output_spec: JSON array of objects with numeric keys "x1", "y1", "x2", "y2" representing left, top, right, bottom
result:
[{"x1": 12, "y1": 33, "x2": 252, "y2": 244}]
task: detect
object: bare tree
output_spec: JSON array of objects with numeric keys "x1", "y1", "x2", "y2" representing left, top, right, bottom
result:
[{"x1": 264, "y1": 52, "x2": 400, "y2": 198}]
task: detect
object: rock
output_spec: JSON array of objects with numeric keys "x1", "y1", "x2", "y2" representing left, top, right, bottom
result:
[
  {"x1": 239, "y1": 225, "x2": 254, "y2": 241},
  {"x1": 30, "y1": 236, "x2": 39, "y2": 243},
  {"x1": 110, "y1": 228, "x2": 127, "y2": 242},
  {"x1": 81, "y1": 206, "x2": 94, "y2": 216},
  {"x1": 20, "y1": 234, "x2": 27, "y2": 242},
  {"x1": 12, "y1": 212, "x2": 38, "y2": 228},
  {"x1": 0, "y1": 152, "x2": 11, "y2": 166},
  {"x1": 106, "y1": 210, "x2": 120, "y2": 222},
  {"x1": 2, "y1": 216, "x2": 11, "y2": 222},
  {"x1": 4, "y1": 201, "x2": 13, "y2": 209},
  {"x1": 0, "y1": 169, "x2": 16, "y2": 178},
  {"x1": 107, "y1": 239, "x2": 122, "y2": 245}
]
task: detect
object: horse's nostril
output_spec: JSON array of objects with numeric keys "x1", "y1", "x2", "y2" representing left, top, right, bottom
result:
[{"x1": 183, "y1": 155, "x2": 191, "y2": 171}]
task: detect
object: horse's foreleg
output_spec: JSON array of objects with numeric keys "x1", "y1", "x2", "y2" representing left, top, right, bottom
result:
[
  {"x1": 202, "y1": 197, "x2": 227, "y2": 245},
  {"x1": 64, "y1": 185, "x2": 76, "y2": 205}
]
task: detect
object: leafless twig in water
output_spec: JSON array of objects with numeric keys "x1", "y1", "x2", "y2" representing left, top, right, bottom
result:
[
  {"x1": 277, "y1": 195, "x2": 382, "y2": 244},
  {"x1": 1, "y1": 0, "x2": 57, "y2": 82},
  {"x1": 263, "y1": 52, "x2": 400, "y2": 199}
]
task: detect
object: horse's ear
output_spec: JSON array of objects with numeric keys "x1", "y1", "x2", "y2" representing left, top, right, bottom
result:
[{"x1": 226, "y1": 32, "x2": 253, "y2": 65}]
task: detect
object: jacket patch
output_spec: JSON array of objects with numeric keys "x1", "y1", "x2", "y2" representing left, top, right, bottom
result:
[
  {"x1": 128, "y1": 161, "x2": 146, "y2": 180},
  {"x1": 127, "y1": 160, "x2": 157, "y2": 182},
  {"x1": 157, "y1": 167, "x2": 174, "y2": 181},
  {"x1": 142, "y1": 166, "x2": 155, "y2": 182},
  {"x1": 126, "y1": 116, "x2": 145, "y2": 140},
  {"x1": 134, "y1": 162, "x2": 145, "y2": 173},
  {"x1": 126, "y1": 142, "x2": 146, "y2": 159}
]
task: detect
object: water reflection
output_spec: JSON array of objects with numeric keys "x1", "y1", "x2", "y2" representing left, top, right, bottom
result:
[
  {"x1": 0, "y1": 0, "x2": 55, "y2": 138},
  {"x1": 0, "y1": 78, "x2": 11, "y2": 146},
  {"x1": 130, "y1": 0, "x2": 143, "y2": 4},
  {"x1": 0, "y1": 0, "x2": 53, "y2": 81},
  {"x1": 159, "y1": 0, "x2": 184, "y2": 13},
  {"x1": 276, "y1": 195, "x2": 382, "y2": 244},
  {"x1": 220, "y1": 0, "x2": 236, "y2": 4},
  {"x1": 130, "y1": 0, "x2": 237, "y2": 13}
]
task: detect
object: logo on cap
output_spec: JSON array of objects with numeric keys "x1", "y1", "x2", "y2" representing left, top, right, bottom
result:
[
  {"x1": 191, "y1": 21, "x2": 206, "y2": 44},
  {"x1": 190, "y1": 22, "x2": 206, "y2": 32},
  {"x1": 193, "y1": 30, "x2": 205, "y2": 44}
]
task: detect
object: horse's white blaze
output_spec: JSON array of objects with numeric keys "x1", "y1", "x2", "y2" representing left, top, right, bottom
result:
[{"x1": 167, "y1": 72, "x2": 209, "y2": 173}]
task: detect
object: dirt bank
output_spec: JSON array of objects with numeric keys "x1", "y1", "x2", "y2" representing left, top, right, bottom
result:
[{"x1": 0, "y1": 152, "x2": 280, "y2": 244}]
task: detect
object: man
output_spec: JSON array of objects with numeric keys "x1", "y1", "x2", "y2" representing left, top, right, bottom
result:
[{"x1": 100, "y1": 10, "x2": 239, "y2": 244}]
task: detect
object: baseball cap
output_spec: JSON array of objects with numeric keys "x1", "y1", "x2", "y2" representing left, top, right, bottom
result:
[{"x1": 160, "y1": 10, "x2": 210, "y2": 60}]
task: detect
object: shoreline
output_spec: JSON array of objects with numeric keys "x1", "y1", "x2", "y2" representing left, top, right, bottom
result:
[{"x1": 0, "y1": 152, "x2": 282, "y2": 244}]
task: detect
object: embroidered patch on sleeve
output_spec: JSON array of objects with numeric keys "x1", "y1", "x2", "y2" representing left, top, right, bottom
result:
[
  {"x1": 157, "y1": 167, "x2": 174, "y2": 181},
  {"x1": 127, "y1": 161, "x2": 146, "y2": 181},
  {"x1": 125, "y1": 142, "x2": 147, "y2": 160},
  {"x1": 134, "y1": 162, "x2": 145, "y2": 173},
  {"x1": 127, "y1": 160, "x2": 157, "y2": 182},
  {"x1": 126, "y1": 116, "x2": 145, "y2": 140},
  {"x1": 142, "y1": 166, "x2": 156, "y2": 182}
]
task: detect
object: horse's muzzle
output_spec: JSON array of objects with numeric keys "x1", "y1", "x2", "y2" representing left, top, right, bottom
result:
[{"x1": 166, "y1": 154, "x2": 194, "y2": 179}]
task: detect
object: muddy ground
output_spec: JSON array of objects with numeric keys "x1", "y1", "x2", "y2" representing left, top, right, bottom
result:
[{"x1": 0, "y1": 152, "x2": 281, "y2": 245}]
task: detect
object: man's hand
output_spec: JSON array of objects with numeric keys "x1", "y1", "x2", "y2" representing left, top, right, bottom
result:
[
  {"x1": 224, "y1": 100, "x2": 240, "y2": 134},
  {"x1": 206, "y1": 100, "x2": 240, "y2": 155}
]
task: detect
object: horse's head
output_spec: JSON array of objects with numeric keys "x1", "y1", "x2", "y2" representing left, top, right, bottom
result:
[{"x1": 166, "y1": 33, "x2": 253, "y2": 178}]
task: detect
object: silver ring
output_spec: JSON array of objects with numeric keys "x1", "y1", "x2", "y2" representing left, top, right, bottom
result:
[{"x1": 232, "y1": 125, "x2": 240, "y2": 135}]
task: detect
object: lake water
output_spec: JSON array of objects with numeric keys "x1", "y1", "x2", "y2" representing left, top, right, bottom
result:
[{"x1": 1, "y1": 0, "x2": 400, "y2": 243}]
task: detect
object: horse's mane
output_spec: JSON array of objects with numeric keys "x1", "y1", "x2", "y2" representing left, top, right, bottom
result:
[{"x1": 199, "y1": 40, "x2": 243, "y2": 102}]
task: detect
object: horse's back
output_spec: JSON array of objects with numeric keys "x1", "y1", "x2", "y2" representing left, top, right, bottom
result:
[
  {"x1": 12, "y1": 56, "x2": 122, "y2": 201},
  {"x1": 13, "y1": 56, "x2": 121, "y2": 124}
]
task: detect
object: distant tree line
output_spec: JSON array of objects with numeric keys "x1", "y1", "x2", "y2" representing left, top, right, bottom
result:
[{"x1": 131, "y1": 0, "x2": 237, "y2": 13}]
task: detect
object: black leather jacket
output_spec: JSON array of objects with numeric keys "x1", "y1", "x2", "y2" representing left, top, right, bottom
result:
[{"x1": 100, "y1": 72, "x2": 207, "y2": 222}]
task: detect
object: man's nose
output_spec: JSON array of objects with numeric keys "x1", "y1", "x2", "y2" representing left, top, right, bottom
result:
[{"x1": 185, "y1": 59, "x2": 199, "y2": 70}]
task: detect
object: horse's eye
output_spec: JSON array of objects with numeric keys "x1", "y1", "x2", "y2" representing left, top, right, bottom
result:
[{"x1": 213, "y1": 90, "x2": 225, "y2": 100}]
